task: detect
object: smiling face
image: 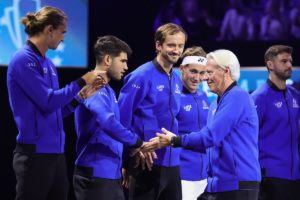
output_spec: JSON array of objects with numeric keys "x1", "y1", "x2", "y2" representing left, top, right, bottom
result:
[
  {"x1": 107, "y1": 52, "x2": 128, "y2": 81},
  {"x1": 204, "y1": 58, "x2": 227, "y2": 96},
  {"x1": 156, "y1": 32, "x2": 186, "y2": 65},
  {"x1": 181, "y1": 63, "x2": 206, "y2": 93}
]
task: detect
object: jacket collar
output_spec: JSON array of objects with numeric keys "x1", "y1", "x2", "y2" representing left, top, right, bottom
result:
[
  {"x1": 27, "y1": 40, "x2": 43, "y2": 57},
  {"x1": 267, "y1": 79, "x2": 286, "y2": 91}
]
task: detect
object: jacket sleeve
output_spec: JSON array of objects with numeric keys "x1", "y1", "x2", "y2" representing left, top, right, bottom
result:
[
  {"x1": 181, "y1": 91, "x2": 245, "y2": 153},
  {"x1": 11, "y1": 56, "x2": 83, "y2": 113},
  {"x1": 85, "y1": 90, "x2": 142, "y2": 147},
  {"x1": 118, "y1": 72, "x2": 149, "y2": 128},
  {"x1": 251, "y1": 90, "x2": 266, "y2": 128}
]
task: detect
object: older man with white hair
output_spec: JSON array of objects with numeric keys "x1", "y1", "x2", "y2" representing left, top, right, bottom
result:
[{"x1": 153, "y1": 49, "x2": 261, "y2": 200}]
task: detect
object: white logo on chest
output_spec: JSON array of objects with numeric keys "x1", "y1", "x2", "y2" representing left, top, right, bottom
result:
[
  {"x1": 156, "y1": 85, "x2": 164, "y2": 92},
  {"x1": 274, "y1": 101, "x2": 283, "y2": 108},
  {"x1": 184, "y1": 105, "x2": 192, "y2": 111}
]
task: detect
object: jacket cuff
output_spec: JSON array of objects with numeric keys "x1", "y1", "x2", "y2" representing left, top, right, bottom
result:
[
  {"x1": 76, "y1": 78, "x2": 86, "y2": 89},
  {"x1": 131, "y1": 137, "x2": 143, "y2": 148},
  {"x1": 171, "y1": 136, "x2": 182, "y2": 147}
]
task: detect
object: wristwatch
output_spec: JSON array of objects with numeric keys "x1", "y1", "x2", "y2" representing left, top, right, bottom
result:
[{"x1": 170, "y1": 136, "x2": 179, "y2": 147}]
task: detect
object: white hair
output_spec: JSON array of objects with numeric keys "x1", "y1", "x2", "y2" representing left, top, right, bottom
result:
[{"x1": 206, "y1": 49, "x2": 240, "y2": 81}]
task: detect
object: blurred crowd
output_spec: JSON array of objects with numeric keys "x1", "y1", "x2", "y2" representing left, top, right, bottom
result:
[{"x1": 153, "y1": 0, "x2": 300, "y2": 41}]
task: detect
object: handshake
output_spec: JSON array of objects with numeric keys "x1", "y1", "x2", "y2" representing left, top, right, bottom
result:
[{"x1": 130, "y1": 128, "x2": 177, "y2": 170}]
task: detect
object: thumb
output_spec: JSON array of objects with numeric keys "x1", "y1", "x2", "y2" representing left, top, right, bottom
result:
[{"x1": 161, "y1": 127, "x2": 169, "y2": 135}]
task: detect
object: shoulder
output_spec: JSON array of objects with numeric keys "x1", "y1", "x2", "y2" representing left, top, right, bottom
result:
[{"x1": 124, "y1": 61, "x2": 154, "y2": 82}]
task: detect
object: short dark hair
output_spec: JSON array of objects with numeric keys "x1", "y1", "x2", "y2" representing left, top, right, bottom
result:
[
  {"x1": 264, "y1": 45, "x2": 293, "y2": 64},
  {"x1": 154, "y1": 23, "x2": 187, "y2": 45},
  {"x1": 21, "y1": 6, "x2": 67, "y2": 37},
  {"x1": 94, "y1": 35, "x2": 132, "y2": 64}
]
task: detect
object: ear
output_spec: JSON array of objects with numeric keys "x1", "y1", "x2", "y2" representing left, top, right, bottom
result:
[
  {"x1": 103, "y1": 54, "x2": 112, "y2": 68},
  {"x1": 266, "y1": 60, "x2": 273, "y2": 71},
  {"x1": 44, "y1": 25, "x2": 53, "y2": 34},
  {"x1": 155, "y1": 41, "x2": 162, "y2": 52}
]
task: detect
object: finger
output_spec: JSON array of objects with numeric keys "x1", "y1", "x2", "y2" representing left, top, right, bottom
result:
[
  {"x1": 161, "y1": 127, "x2": 169, "y2": 134},
  {"x1": 151, "y1": 151, "x2": 158, "y2": 159}
]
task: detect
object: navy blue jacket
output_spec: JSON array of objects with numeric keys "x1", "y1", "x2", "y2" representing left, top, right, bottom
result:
[
  {"x1": 7, "y1": 41, "x2": 83, "y2": 153},
  {"x1": 179, "y1": 83, "x2": 261, "y2": 192},
  {"x1": 74, "y1": 84, "x2": 142, "y2": 179},
  {"x1": 118, "y1": 59, "x2": 182, "y2": 167},
  {"x1": 178, "y1": 87, "x2": 209, "y2": 181},
  {"x1": 251, "y1": 79, "x2": 300, "y2": 180}
]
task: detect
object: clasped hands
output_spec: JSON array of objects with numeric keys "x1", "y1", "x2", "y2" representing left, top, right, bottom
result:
[{"x1": 130, "y1": 128, "x2": 177, "y2": 171}]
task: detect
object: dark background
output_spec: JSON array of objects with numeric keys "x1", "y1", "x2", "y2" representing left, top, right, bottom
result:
[{"x1": 1, "y1": 0, "x2": 300, "y2": 199}]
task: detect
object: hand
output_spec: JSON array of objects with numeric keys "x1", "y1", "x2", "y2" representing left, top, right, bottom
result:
[
  {"x1": 78, "y1": 72, "x2": 107, "y2": 99},
  {"x1": 140, "y1": 139, "x2": 160, "y2": 152},
  {"x1": 156, "y1": 128, "x2": 176, "y2": 148},
  {"x1": 81, "y1": 70, "x2": 107, "y2": 85},
  {"x1": 133, "y1": 151, "x2": 157, "y2": 171},
  {"x1": 122, "y1": 168, "x2": 129, "y2": 189}
]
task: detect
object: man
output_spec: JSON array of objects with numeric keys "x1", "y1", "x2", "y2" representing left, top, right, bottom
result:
[
  {"x1": 155, "y1": 49, "x2": 261, "y2": 200},
  {"x1": 251, "y1": 45, "x2": 300, "y2": 200},
  {"x1": 178, "y1": 46, "x2": 209, "y2": 200},
  {"x1": 7, "y1": 6, "x2": 103, "y2": 200},
  {"x1": 73, "y1": 35, "x2": 156, "y2": 200},
  {"x1": 118, "y1": 23, "x2": 187, "y2": 200}
]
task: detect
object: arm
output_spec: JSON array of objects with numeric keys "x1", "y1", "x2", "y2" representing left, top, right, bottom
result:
[
  {"x1": 85, "y1": 89, "x2": 142, "y2": 147},
  {"x1": 118, "y1": 72, "x2": 149, "y2": 128},
  {"x1": 157, "y1": 92, "x2": 246, "y2": 153},
  {"x1": 12, "y1": 57, "x2": 83, "y2": 113}
]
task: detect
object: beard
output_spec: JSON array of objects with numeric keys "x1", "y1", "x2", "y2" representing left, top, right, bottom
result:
[{"x1": 274, "y1": 69, "x2": 292, "y2": 80}]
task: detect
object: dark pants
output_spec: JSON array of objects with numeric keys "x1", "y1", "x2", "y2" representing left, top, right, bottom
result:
[
  {"x1": 13, "y1": 151, "x2": 69, "y2": 200},
  {"x1": 73, "y1": 166, "x2": 125, "y2": 200},
  {"x1": 259, "y1": 177, "x2": 300, "y2": 200},
  {"x1": 128, "y1": 165, "x2": 182, "y2": 200},
  {"x1": 198, "y1": 190, "x2": 259, "y2": 200}
]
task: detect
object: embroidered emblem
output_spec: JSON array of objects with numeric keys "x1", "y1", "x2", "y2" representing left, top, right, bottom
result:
[
  {"x1": 202, "y1": 100, "x2": 209, "y2": 109},
  {"x1": 274, "y1": 101, "x2": 283, "y2": 108},
  {"x1": 175, "y1": 84, "x2": 181, "y2": 94},
  {"x1": 184, "y1": 105, "x2": 192, "y2": 111},
  {"x1": 132, "y1": 84, "x2": 140, "y2": 89},
  {"x1": 156, "y1": 85, "x2": 164, "y2": 92}
]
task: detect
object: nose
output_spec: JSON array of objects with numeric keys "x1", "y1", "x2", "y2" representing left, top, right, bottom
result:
[{"x1": 124, "y1": 63, "x2": 128, "y2": 71}]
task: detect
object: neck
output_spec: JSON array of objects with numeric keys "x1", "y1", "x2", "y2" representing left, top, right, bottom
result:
[
  {"x1": 156, "y1": 54, "x2": 173, "y2": 74},
  {"x1": 269, "y1": 73, "x2": 286, "y2": 90},
  {"x1": 29, "y1": 36, "x2": 48, "y2": 56},
  {"x1": 95, "y1": 65, "x2": 110, "y2": 83},
  {"x1": 218, "y1": 79, "x2": 234, "y2": 97}
]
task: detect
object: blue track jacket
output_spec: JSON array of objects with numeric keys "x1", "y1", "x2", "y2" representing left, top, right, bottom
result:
[
  {"x1": 178, "y1": 87, "x2": 209, "y2": 181},
  {"x1": 179, "y1": 83, "x2": 261, "y2": 192},
  {"x1": 74, "y1": 84, "x2": 142, "y2": 179},
  {"x1": 7, "y1": 41, "x2": 83, "y2": 153},
  {"x1": 251, "y1": 79, "x2": 300, "y2": 180},
  {"x1": 118, "y1": 59, "x2": 182, "y2": 167}
]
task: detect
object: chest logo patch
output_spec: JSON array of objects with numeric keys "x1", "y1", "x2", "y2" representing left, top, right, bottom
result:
[
  {"x1": 156, "y1": 85, "x2": 164, "y2": 92},
  {"x1": 184, "y1": 105, "x2": 192, "y2": 111},
  {"x1": 274, "y1": 101, "x2": 283, "y2": 108}
]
